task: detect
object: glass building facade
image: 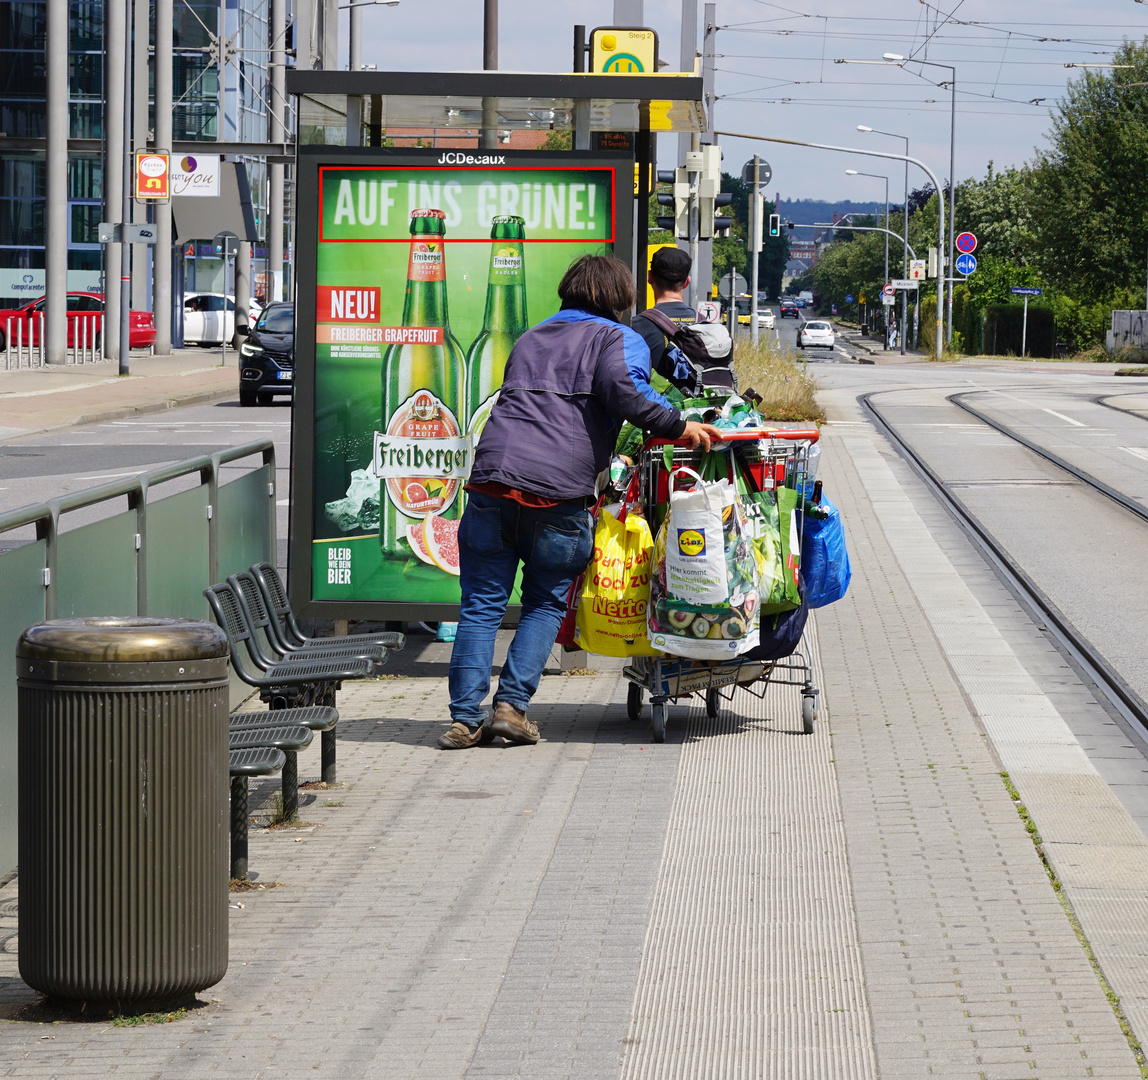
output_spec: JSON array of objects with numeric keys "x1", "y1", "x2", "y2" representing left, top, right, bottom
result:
[{"x1": 0, "y1": 0, "x2": 271, "y2": 308}]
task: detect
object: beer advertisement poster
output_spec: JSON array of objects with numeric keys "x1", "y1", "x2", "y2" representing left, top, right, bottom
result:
[{"x1": 291, "y1": 148, "x2": 633, "y2": 618}]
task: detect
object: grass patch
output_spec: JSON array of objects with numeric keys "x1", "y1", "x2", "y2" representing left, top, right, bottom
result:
[
  {"x1": 229, "y1": 878, "x2": 286, "y2": 892},
  {"x1": 1000, "y1": 771, "x2": 1148, "y2": 1077},
  {"x1": 110, "y1": 1006, "x2": 187, "y2": 1027},
  {"x1": 4, "y1": 995, "x2": 204, "y2": 1026},
  {"x1": 732, "y1": 339, "x2": 824, "y2": 423},
  {"x1": 1115, "y1": 367, "x2": 1148, "y2": 377}
]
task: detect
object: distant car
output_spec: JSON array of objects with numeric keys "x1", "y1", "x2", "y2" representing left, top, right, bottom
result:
[
  {"x1": 793, "y1": 298, "x2": 806, "y2": 308},
  {"x1": 798, "y1": 320, "x2": 835, "y2": 350},
  {"x1": 183, "y1": 293, "x2": 263, "y2": 347},
  {"x1": 738, "y1": 308, "x2": 775, "y2": 330},
  {"x1": 779, "y1": 300, "x2": 800, "y2": 319},
  {"x1": 238, "y1": 301, "x2": 294, "y2": 406},
  {"x1": 0, "y1": 292, "x2": 155, "y2": 351}
]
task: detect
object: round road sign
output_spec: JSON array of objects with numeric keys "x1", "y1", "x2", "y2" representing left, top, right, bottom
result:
[
  {"x1": 741, "y1": 159, "x2": 774, "y2": 187},
  {"x1": 845, "y1": 294, "x2": 854, "y2": 303},
  {"x1": 956, "y1": 231, "x2": 977, "y2": 254},
  {"x1": 882, "y1": 284, "x2": 895, "y2": 297},
  {"x1": 956, "y1": 252, "x2": 978, "y2": 276},
  {"x1": 717, "y1": 273, "x2": 748, "y2": 299}
]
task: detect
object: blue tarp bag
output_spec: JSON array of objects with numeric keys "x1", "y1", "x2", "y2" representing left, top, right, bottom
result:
[{"x1": 801, "y1": 496, "x2": 851, "y2": 609}]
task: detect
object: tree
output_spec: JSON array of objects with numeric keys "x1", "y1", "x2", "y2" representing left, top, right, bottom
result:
[
  {"x1": 1029, "y1": 38, "x2": 1148, "y2": 298},
  {"x1": 954, "y1": 163, "x2": 1036, "y2": 267}
]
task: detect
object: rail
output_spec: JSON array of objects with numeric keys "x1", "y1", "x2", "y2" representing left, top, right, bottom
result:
[{"x1": 3, "y1": 313, "x2": 106, "y2": 369}]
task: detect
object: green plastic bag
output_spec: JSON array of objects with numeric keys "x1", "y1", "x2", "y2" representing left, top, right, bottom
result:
[{"x1": 736, "y1": 457, "x2": 801, "y2": 614}]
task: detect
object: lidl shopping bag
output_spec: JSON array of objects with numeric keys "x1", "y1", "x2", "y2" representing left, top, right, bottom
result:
[
  {"x1": 648, "y1": 470, "x2": 760, "y2": 659},
  {"x1": 801, "y1": 496, "x2": 851, "y2": 609},
  {"x1": 575, "y1": 502, "x2": 660, "y2": 658}
]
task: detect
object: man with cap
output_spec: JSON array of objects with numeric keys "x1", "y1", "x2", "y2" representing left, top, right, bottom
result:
[{"x1": 633, "y1": 247, "x2": 698, "y2": 381}]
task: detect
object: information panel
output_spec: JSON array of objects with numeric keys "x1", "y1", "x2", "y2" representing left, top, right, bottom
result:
[{"x1": 291, "y1": 147, "x2": 634, "y2": 619}]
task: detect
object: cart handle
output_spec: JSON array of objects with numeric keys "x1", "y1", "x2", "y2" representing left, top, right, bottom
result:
[{"x1": 645, "y1": 427, "x2": 820, "y2": 448}]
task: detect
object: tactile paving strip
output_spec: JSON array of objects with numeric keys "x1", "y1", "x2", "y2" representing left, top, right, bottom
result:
[{"x1": 620, "y1": 632, "x2": 878, "y2": 1080}]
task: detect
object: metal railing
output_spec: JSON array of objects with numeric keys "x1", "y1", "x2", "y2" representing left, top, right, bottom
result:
[
  {"x1": 0, "y1": 440, "x2": 278, "y2": 881},
  {"x1": 3, "y1": 313, "x2": 104, "y2": 369}
]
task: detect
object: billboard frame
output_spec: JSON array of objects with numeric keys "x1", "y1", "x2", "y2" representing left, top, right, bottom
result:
[{"x1": 289, "y1": 144, "x2": 635, "y2": 622}]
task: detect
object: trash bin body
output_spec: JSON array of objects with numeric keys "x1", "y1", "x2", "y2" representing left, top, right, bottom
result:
[{"x1": 17, "y1": 617, "x2": 230, "y2": 1002}]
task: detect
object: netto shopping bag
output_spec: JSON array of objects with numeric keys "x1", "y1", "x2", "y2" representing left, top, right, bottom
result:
[
  {"x1": 648, "y1": 466, "x2": 760, "y2": 660},
  {"x1": 801, "y1": 495, "x2": 851, "y2": 609},
  {"x1": 575, "y1": 481, "x2": 660, "y2": 658}
]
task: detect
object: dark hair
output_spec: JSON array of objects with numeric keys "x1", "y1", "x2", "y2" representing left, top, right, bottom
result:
[
  {"x1": 649, "y1": 246, "x2": 691, "y2": 291},
  {"x1": 557, "y1": 255, "x2": 636, "y2": 315}
]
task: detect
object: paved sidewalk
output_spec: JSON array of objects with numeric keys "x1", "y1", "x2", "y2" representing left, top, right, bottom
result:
[
  {"x1": 0, "y1": 352, "x2": 238, "y2": 441},
  {"x1": 1, "y1": 417, "x2": 1146, "y2": 1078}
]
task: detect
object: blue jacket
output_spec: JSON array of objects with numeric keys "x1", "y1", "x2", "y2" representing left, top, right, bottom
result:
[{"x1": 470, "y1": 308, "x2": 686, "y2": 500}]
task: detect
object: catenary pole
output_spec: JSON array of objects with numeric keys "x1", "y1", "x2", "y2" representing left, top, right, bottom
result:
[
  {"x1": 104, "y1": 0, "x2": 124, "y2": 362},
  {"x1": 480, "y1": 0, "x2": 498, "y2": 150},
  {"x1": 154, "y1": 0, "x2": 173, "y2": 352},
  {"x1": 697, "y1": 5, "x2": 716, "y2": 302},
  {"x1": 269, "y1": 0, "x2": 286, "y2": 301},
  {"x1": 717, "y1": 130, "x2": 946, "y2": 360},
  {"x1": 45, "y1": 0, "x2": 68, "y2": 364},
  {"x1": 120, "y1": 0, "x2": 133, "y2": 375}
]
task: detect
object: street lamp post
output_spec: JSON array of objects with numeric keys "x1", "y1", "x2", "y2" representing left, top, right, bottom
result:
[
  {"x1": 882, "y1": 54, "x2": 957, "y2": 350},
  {"x1": 342, "y1": 0, "x2": 399, "y2": 71},
  {"x1": 858, "y1": 125, "x2": 910, "y2": 355},
  {"x1": 845, "y1": 169, "x2": 889, "y2": 347},
  {"x1": 714, "y1": 128, "x2": 947, "y2": 360}
]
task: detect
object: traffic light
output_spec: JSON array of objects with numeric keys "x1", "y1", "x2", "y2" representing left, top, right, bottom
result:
[
  {"x1": 769, "y1": 213, "x2": 781, "y2": 238},
  {"x1": 654, "y1": 165, "x2": 690, "y2": 238}
]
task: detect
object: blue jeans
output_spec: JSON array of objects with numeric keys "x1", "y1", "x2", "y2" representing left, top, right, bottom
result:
[{"x1": 448, "y1": 490, "x2": 594, "y2": 728}]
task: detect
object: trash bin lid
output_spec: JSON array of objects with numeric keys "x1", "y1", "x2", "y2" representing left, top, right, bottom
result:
[{"x1": 18, "y1": 617, "x2": 229, "y2": 663}]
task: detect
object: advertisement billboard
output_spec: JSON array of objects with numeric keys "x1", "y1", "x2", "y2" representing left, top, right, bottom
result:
[{"x1": 291, "y1": 147, "x2": 634, "y2": 620}]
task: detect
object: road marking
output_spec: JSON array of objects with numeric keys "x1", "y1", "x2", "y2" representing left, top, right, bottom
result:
[
  {"x1": 1042, "y1": 407, "x2": 1086, "y2": 427},
  {"x1": 1120, "y1": 446, "x2": 1148, "y2": 461},
  {"x1": 74, "y1": 469, "x2": 147, "y2": 481}
]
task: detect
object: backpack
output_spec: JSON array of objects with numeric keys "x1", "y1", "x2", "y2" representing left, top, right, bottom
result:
[{"x1": 638, "y1": 307, "x2": 736, "y2": 394}]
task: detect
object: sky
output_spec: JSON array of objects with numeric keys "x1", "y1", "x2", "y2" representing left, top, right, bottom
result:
[{"x1": 348, "y1": 0, "x2": 1148, "y2": 204}]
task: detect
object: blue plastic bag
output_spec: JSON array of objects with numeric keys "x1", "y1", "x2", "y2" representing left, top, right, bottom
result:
[{"x1": 801, "y1": 497, "x2": 851, "y2": 609}]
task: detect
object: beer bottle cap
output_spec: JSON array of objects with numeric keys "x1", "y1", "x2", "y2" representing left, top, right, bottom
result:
[
  {"x1": 491, "y1": 215, "x2": 526, "y2": 239},
  {"x1": 410, "y1": 208, "x2": 447, "y2": 235}
]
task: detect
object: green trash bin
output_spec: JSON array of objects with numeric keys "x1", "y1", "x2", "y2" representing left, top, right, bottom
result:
[{"x1": 17, "y1": 617, "x2": 230, "y2": 1002}]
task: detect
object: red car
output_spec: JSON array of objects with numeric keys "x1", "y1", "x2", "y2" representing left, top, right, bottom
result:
[{"x1": 0, "y1": 292, "x2": 156, "y2": 351}]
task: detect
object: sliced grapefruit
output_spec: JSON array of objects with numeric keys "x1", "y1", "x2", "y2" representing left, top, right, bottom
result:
[
  {"x1": 407, "y1": 523, "x2": 436, "y2": 567},
  {"x1": 423, "y1": 514, "x2": 461, "y2": 576}
]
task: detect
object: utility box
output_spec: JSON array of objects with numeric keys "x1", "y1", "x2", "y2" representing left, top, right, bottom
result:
[{"x1": 17, "y1": 617, "x2": 230, "y2": 1002}]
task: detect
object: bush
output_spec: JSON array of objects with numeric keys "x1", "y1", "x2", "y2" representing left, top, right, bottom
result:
[{"x1": 733, "y1": 339, "x2": 824, "y2": 423}]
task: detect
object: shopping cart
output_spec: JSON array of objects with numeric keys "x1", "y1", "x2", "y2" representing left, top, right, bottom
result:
[{"x1": 623, "y1": 428, "x2": 821, "y2": 743}]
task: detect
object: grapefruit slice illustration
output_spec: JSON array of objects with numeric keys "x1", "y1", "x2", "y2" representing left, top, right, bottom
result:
[{"x1": 423, "y1": 514, "x2": 461, "y2": 576}]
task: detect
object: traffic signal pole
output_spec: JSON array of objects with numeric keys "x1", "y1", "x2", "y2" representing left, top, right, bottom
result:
[{"x1": 749, "y1": 156, "x2": 761, "y2": 347}]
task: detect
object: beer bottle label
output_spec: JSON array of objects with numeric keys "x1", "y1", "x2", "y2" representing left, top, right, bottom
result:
[
  {"x1": 489, "y1": 247, "x2": 524, "y2": 285},
  {"x1": 375, "y1": 389, "x2": 466, "y2": 518},
  {"x1": 408, "y1": 241, "x2": 445, "y2": 283},
  {"x1": 468, "y1": 389, "x2": 500, "y2": 440}
]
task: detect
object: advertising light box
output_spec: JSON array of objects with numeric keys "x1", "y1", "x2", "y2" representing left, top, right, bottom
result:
[{"x1": 290, "y1": 147, "x2": 634, "y2": 620}]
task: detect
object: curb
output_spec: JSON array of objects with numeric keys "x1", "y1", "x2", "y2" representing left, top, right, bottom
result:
[{"x1": 0, "y1": 386, "x2": 237, "y2": 444}]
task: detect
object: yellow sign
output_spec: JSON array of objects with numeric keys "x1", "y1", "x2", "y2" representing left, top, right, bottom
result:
[
  {"x1": 591, "y1": 27, "x2": 658, "y2": 74},
  {"x1": 646, "y1": 242, "x2": 676, "y2": 309}
]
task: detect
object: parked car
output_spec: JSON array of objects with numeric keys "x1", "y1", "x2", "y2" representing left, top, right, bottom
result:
[
  {"x1": 0, "y1": 292, "x2": 155, "y2": 351},
  {"x1": 183, "y1": 293, "x2": 263, "y2": 347},
  {"x1": 779, "y1": 299, "x2": 800, "y2": 319},
  {"x1": 738, "y1": 307, "x2": 775, "y2": 330},
  {"x1": 797, "y1": 320, "x2": 836, "y2": 350},
  {"x1": 238, "y1": 301, "x2": 294, "y2": 406}
]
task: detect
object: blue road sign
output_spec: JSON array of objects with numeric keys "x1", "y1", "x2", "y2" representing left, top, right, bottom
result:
[
  {"x1": 1010, "y1": 286, "x2": 1043, "y2": 296},
  {"x1": 956, "y1": 253, "x2": 977, "y2": 276},
  {"x1": 845, "y1": 294, "x2": 854, "y2": 303}
]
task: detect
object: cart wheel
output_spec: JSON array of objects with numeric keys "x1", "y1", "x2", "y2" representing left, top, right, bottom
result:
[
  {"x1": 706, "y1": 687, "x2": 720, "y2": 719},
  {"x1": 801, "y1": 694, "x2": 817, "y2": 735},
  {"x1": 627, "y1": 682, "x2": 644, "y2": 721},
  {"x1": 651, "y1": 701, "x2": 668, "y2": 743}
]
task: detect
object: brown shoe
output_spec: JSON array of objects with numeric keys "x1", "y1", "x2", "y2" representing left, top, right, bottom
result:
[
  {"x1": 437, "y1": 722, "x2": 494, "y2": 750},
  {"x1": 489, "y1": 702, "x2": 539, "y2": 745}
]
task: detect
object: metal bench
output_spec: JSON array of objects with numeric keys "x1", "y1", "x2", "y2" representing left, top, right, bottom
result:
[
  {"x1": 230, "y1": 570, "x2": 389, "y2": 669},
  {"x1": 249, "y1": 561, "x2": 405, "y2": 653},
  {"x1": 229, "y1": 747, "x2": 285, "y2": 881},
  {"x1": 205, "y1": 581, "x2": 373, "y2": 699},
  {"x1": 229, "y1": 724, "x2": 313, "y2": 821},
  {"x1": 230, "y1": 705, "x2": 340, "y2": 784}
]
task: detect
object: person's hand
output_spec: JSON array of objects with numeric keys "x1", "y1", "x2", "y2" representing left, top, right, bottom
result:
[{"x1": 680, "y1": 421, "x2": 723, "y2": 452}]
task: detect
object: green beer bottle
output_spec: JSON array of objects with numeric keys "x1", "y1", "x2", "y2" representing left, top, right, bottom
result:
[
  {"x1": 465, "y1": 215, "x2": 528, "y2": 436},
  {"x1": 379, "y1": 209, "x2": 467, "y2": 561}
]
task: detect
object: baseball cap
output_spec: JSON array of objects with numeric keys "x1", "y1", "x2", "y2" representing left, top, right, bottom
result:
[{"x1": 650, "y1": 247, "x2": 692, "y2": 284}]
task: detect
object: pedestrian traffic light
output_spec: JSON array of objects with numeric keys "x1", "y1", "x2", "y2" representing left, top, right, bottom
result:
[{"x1": 769, "y1": 213, "x2": 781, "y2": 238}]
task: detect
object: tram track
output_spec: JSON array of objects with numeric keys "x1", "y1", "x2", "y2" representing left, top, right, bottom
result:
[{"x1": 860, "y1": 389, "x2": 1148, "y2": 746}]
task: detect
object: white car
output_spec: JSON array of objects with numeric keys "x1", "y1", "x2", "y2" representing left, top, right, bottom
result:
[
  {"x1": 738, "y1": 308, "x2": 775, "y2": 330},
  {"x1": 182, "y1": 293, "x2": 263, "y2": 346},
  {"x1": 797, "y1": 320, "x2": 835, "y2": 350}
]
